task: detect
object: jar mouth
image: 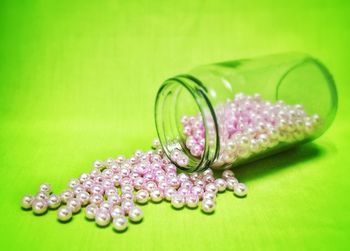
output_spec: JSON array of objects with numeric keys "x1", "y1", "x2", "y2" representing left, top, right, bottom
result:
[{"x1": 154, "y1": 74, "x2": 219, "y2": 172}]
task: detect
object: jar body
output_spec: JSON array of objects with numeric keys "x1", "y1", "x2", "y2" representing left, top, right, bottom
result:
[{"x1": 155, "y1": 52, "x2": 337, "y2": 172}]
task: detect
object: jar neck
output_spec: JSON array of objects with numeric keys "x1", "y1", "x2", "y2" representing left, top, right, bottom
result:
[{"x1": 155, "y1": 74, "x2": 220, "y2": 172}]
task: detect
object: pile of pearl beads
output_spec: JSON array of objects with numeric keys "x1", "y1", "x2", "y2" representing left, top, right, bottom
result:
[
  {"x1": 177, "y1": 93, "x2": 321, "y2": 168},
  {"x1": 21, "y1": 140, "x2": 247, "y2": 232}
]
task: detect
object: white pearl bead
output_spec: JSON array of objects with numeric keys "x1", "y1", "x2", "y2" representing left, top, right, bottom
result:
[
  {"x1": 95, "y1": 211, "x2": 111, "y2": 227},
  {"x1": 233, "y1": 183, "x2": 248, "y2": 197},
  {"x1": 79, "y1": 173, "x2": 90, "y2": 183},
  {"x1": 21, "y1": 195, "x2": 33, "y2": 209},
  {"x1": 66, "y1": 198, "x2": 81, "y2": 213},
  {"x1": 202, "y1": 191, "x2": 216, "y2": 201},
  {"x1": 76, "y1": 191, "x2": 90, "y2": 206},
  {"x1": 135, "y1": 190, "x2": 149, "y2": 204},
  {"x1": 128, "y1": 207, "x2": 144, "y2": 222},
  {"x1": 100, "y1": 201, "x2": 113, "y2": 212},
  {"x1": 205, "y1": 183, "x2": 218, "y2": 193},
  {"x1": 171, "y1": 194, "x2": 185, "y2": 209},
  {"x1": 164, "y1": 187, "x2": 176, "y2": 201},
  {"x1": 121, "y1": 200, "x2": 134, "y2": 215},
  {"x1": 68, "y1": 179, "x2": 80, "y2": 189},
  {"x1": 108, "y1": 194, "x2": 122, "y2": 206},
  {"x1": 89, "y1": 194, "x2": 104, "y2": 205},
  {"x1": 93, "y1": 160, "x2": 104, "y2": 169},
  {"x1": 214, "y1": 178, "x2": 227, "y2": 192},
  {"x1": 201, "y1": 199, "x2": 215, "y2": 214},
  {"x1": 60, "y1": 189, "x2": 74, "y2": 203},
  {"x1": 186, "y1": 194, "x2": 199, "y2": 208},
  {"x1": 39, "y1": 183, "x2": 52, "y2": 194},
  {"x1": 36, "y1": 191, "x2": 49, "y2": 201},
  {"x1": 113, "y1": 215, "x2": 128, "y2": 232},
  {"x1": 110, "y1": 206, "x2": 124, "y2": 218},
  {"x1": 150, "y1": 189, "x2": 163, "y2": 203},
  {"x1": 32, "y1": 199, "x2": 48, "y2": 215},
  {"x1": 57, "y1": 206, "x2": 72, "y2": 222},
  {"x1": 226, "y1": 177, "x2": 238, "y2": 190},
  {"x1": 84, "y1": 204, "x2": 98, "y2": 220},
  {"x1": 48, "y1": 194, "x2": 61, "y2": 209},
  {"x1": 222, "y1": 170, "x2": 234, "y2": 179}
]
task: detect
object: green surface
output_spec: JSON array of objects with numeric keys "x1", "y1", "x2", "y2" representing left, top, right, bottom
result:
[{"x1": 1, "y1": 0, "x2": 349, "y2": 250}]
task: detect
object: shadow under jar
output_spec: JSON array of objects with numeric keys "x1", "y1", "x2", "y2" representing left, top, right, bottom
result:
[{"x1": 155, "y1": 52, "x2": 338, "y2": 172}]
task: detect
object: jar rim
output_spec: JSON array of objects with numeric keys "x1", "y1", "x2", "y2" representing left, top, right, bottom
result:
[{"x1": 154, "y1": 74, "x2": 220, "y2": 172}]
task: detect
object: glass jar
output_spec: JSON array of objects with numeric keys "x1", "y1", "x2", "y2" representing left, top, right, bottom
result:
[{"x1": 155, "y1": 52, "x2": 338, "y2": 172}]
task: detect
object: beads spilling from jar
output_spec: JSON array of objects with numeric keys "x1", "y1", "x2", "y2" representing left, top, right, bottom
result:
[
  {"x1": 179, "y1": 93, "x2": 321, "y2": 168},
  {"x1": 21, "y1": 140, "x2": 247, "y2": 233}
]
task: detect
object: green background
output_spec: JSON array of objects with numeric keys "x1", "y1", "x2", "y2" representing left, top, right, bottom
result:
[{"x1": 1, "y1": 0, "x2": 349, "y2": 250}]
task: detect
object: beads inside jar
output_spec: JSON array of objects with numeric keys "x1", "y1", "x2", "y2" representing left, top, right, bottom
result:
[{"x1": 170, "y1": 93, "x2": 321, "y2": 169}]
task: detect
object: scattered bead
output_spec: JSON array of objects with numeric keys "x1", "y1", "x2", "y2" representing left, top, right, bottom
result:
[
  {"x1": 113, "y1": 215, "x2": 128, "y2": 232},
  {"x1": 48, "y1": 194, "x2": 61, "y2": 209},
  {"x1": 85, "y1": 204, "x2": 98, "y2": 220},
  {"x1": 233, "y1": 183, "x2": 248, "y2": 197},
  {"x1": 57, "y1": 206, "x2": 72, "y2": 222},
  {"x1": 128, "y1": 207, "x2": 144, "y2": 222},
  {"x1": 32, "y1": 199, "x2": 48, "y2": 215},
  {"x1": 95, "y1": 210, "x2": 111, "y2": 227},
  {"x1": 201, "y1": 199, "x2": 215, "y2": 214},
  {"x1": 21, "y1": 195, "x2": 34, "y2": 209}
]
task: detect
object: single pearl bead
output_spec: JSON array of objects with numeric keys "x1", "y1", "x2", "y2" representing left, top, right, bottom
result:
[
  {"x1": 105, "y1": 157, "x2": 115, "y2": 167},
  {"x1": 89, "y1": 194, "x2": 104, "y2": 205},
  {"x1": 36, "y1": 191, "x2": 49, "y2": 201},
  {"x1": 128, "y1": 207, "x2": 144, "y2": 222},
  {"x1": 91, "y1": 184, "x2": 104, "y2": 195},
  {"x1": 85, "y1": 204, "x2": 98, "y2": 220},
  {"x1": 186, "y1": 194, "x2": 199, "y2": 208},
  {"x1": 48, "y1": 194, "x2": 61, "y2": 209},
  {"x1": 79, "y1": 173, "x2": 90, "y2": 183},
  {"x1": 144, "y1": 181, "x2": 157, "y2": 192},
  {"x1": 222, "y1": 170, "x2": 234, "y2": 179},
  {"x1": 73, "y1": 185, "x2": 85, "y2": 195},
  {"x1": 203, "y1": 169, "x2": 213, "y2": 176},
  {"x1": 203, "y1": 174, "x2": 215, "y2": 183},
  {"x1": 21, "y1": 195, "x2": 34, "y2": 209},
  {"x1": 121, "y1": 184, "x2": 134, "y2": 193},
  {"x1": 226, "y1": 177, "x2": 239, "y2": 190},
  {"x1": 76, "y1": 191, "x2": 90, "y2": 206},
  {"x1": 150, "y1": 189, "x2": 163, "y2": 203},
  {"x1": 100, "y1": 201, "x2": 113, "y2": 212},
  {"x1": 202, "y1": 191, "x2": 216, "y2": 201},
  {"x1": 205, "y1": 183, "x2": 218, "y2": 193},
  {"x1": 110, "y1": 206, "x2": 124, "y2": 218},
  {"x1": 215, "y1": 178, "x2": 227, "y2": 192},
  {"x1": 105, "y1": 188, "x2": 118, "y2": 197},
  {"x1": 121, "y1": 200, "x2": 134, "y2": 215},
  {"x1": 113, "y1": 215, "x2": 128, "y2": 232},
  {"x1": 32, "y1": 199, "x2": 48, "y2": 215},
  {"x1": 108, "y1": 194, "x2": 122, "y2": 206},
  {"x1": 164, "y1": 187, "x2": 176, "y2": 201},
  {"x1": 57, "y1": 206, "x2": 72, "y2": 222},
  {"x1": 66, "y1": 198, "x2": 81, "y2": 214},
  {"x1": 191, "y1": 186, "x2": 204, "y2": 198},
  {"x1": 201, "y1": 199, "x2": 215, "y2": 214},
  {"x1": 95, "y1": 210, "x2": 111, "y2": 227},
  {"x1": 39, "y1": 183, "x2": 52, "y2": 194},
  {"x1": 68, "y1": 179, "x2": 80, "y2": 189},
  {"x1": 121, "y1": 192, "x2": 134, "y2": 202},
  {"x1": 93, "y1": 160, "x2": 104, "y2": 169},
  {"x1": 233, "y1": 183, "x2": 248, "y2": 197},
  {"x1": 135, "y1": 190, "x2": 149, "y2": 204},
  {"x1": 60, "y1": 189, "x2": 74, "y2": 204},
  {"x1": 171, "y1": 194, "x2": 185, "y2": 209}
]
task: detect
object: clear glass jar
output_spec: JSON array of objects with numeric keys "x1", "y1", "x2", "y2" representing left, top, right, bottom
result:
[{"x1": 155, "y1": 52, "x2": 338, "y2": 172}]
